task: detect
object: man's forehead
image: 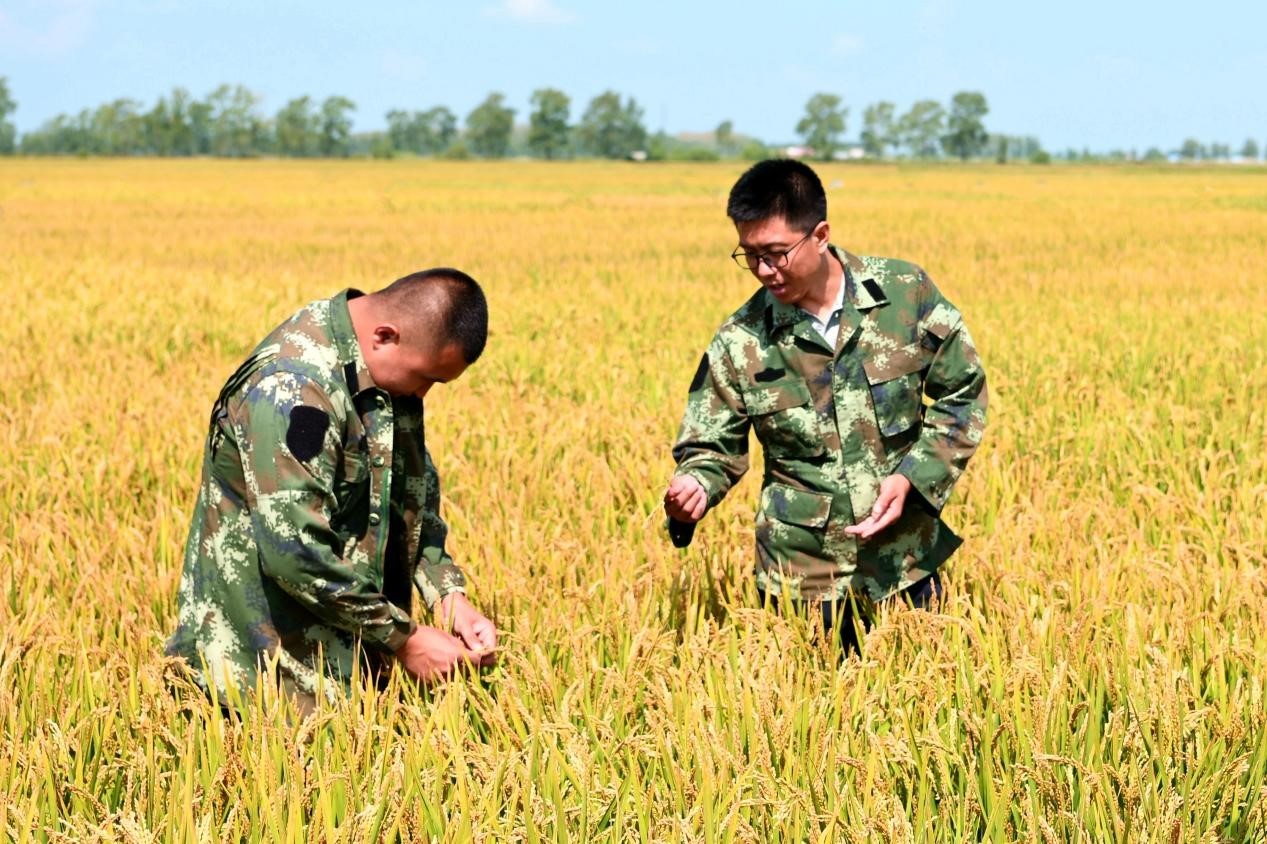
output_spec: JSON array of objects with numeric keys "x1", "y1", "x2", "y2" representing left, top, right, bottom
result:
[{"x1": 735, "y1": 216, "x2": 801, "y2": 247}]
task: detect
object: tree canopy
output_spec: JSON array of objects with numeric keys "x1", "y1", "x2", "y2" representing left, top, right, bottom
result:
[
  {"x1": 465, "y1": 93, "x2": 515, "y2": 159},
  {"x1": 527, "y1": 88, "x2": 571, "y2": 160},
  {"x1": 795, "y1": 93, "x2": 847, "y2": 160},
  {"x1": 575, "y1": 91, "x2": 646, "y2": 159},
  {"x1": 942, "y1": 91, "x2": 990, "y2": 161}
]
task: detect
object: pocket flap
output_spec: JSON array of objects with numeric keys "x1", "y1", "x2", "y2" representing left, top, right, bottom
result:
[
  {"x1": 762, "y1": 482, "x2": 833, "y2": 528},
  {"x1": 744, "y1": 377, "x2": 811, "y2": 415},
  {"x1": 863, "y1": 342, "x2": 927, "y2": 385}
]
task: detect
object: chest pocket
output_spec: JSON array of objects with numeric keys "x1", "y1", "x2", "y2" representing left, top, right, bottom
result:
[
  {"x1": 744, "y1": 376, "x2": 824, "y2": 459},
  {"x1": 863, "y1": 343, "x2": 927, "y2": 439},
  {"x1": 331, "y1": 447, "x2": 370, "y2": 538}
]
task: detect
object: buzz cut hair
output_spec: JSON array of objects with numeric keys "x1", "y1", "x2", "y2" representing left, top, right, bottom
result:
[
  {"x1": 726, "y1": 159, "x2": 827, "y2": 234},
  {"x1": 377, "y1": 268, "x2": 489, "y2": 364}
]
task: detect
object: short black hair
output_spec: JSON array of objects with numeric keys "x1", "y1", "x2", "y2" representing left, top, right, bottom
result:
[
  {"x1": 378, "y1": 268, "x2": 489, "y2": 363},
  {"x1": 726, "y1": 159, "x2": 827, "y2": 233}
]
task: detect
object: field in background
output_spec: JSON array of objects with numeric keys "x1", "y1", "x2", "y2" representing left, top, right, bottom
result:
[{"x1": 1, "y1": 159, "x2": 1265, "y2": 842}]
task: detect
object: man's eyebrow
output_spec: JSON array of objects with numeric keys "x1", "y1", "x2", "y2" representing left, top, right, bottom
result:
[{"x1": 738, "y1": 238, "x2": 792, "y2": 251}]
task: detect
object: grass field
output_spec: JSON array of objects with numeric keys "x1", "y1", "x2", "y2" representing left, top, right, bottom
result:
[{"x1": 2, "y1": 159, "x2": 1266, "y2": 842}]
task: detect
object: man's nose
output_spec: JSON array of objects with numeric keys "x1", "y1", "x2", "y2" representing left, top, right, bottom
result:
[{"x1": 754, "y1": 260, "x2": 778, "y2": 281}]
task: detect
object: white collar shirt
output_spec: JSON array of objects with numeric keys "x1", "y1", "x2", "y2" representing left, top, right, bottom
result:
[{"x1": 799, "y1": 278, "x2": 848, "y2": 349}]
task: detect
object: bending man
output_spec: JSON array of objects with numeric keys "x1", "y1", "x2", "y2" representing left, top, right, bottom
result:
[{"x1": 167, "y1": 269, "x2": 497, "y2": 713}]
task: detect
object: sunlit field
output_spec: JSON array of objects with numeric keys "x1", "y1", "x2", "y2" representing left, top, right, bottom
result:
[{"x1": 2, "y1": 158, "x2": 1266, "y2": 841}]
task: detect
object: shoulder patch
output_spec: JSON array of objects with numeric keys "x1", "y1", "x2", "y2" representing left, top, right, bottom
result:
[
  {"x1": 286, "y1": 406, "x2": 330, "y2": 462},
  {"x1": 689, "y1": 354, "x2": 710, "y2": 393},
  {"x1": 862, "y1": 278, "x2": 886, "y2": 303}
]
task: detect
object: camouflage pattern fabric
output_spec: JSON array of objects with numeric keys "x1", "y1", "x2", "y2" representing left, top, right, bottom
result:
[
  {"x1": 672, "y1": 247, "x2": 988, "y2": 602},
  {"x1": 166, "y1": 289, "x2": 466, "y2": 704}
]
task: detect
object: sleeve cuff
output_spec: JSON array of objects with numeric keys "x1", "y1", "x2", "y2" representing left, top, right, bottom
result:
[
  {"x1": 365, "y1": 615, "x2": 417, "y2": 654},
  {"x1": 897, "y1": 460, "x2": 956, "y2": 514},
  {"x1": 414, "y1": 562, "x2": 468, "y2": 610}
]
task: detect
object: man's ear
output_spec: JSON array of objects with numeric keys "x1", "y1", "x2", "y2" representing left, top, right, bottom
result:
[
  {"x1": 815, "y1": 220, "x2": 832, "y2": 250},
  {"x1": 371, "y1": 323, "x2": 402, "y2": 348}
]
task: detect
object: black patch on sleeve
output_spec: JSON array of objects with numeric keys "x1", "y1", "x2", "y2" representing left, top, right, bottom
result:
[
  {"x1": 286, "y1": 406, "x2": 330, "y2": 463},
  {"x1": 754, "y1": 366, "x2": 786, "y2": 383},
  {"x1": 688, "y1": 354, "x2": 710, "y2": 393}
]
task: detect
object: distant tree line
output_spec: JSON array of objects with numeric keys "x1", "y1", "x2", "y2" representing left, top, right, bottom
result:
[
  {"x1": 794, "y1": 90, "x2": 997, "y2": 160},
  {"x1": 0, "y1": 75, "x2": 1262, "y2": 164},
  {"x1": 2, "y1": 78, "x2": 652, "y2": 161}
]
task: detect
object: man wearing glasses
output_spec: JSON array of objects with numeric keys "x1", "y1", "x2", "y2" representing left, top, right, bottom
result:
[{"x1": 663, "y1": 159, "x2": 988, "y2": 652}]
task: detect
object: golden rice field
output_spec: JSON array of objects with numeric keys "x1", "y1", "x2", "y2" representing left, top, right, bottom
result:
[{"x1": 2, "y1": 158, "x2": 1266, "y2": 842}]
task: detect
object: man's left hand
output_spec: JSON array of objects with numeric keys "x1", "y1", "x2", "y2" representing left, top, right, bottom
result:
[
  {"x1": 438, "y1": 592, "x2": 499, "y2": 665},
  {"x1": 845, "y1": 474, "x2": 912, "y2": 539}
]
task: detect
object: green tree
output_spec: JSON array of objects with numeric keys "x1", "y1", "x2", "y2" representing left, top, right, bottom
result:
[
  {"x1": 421, "y1": 107, "x2": 457, "y2": 153},
  {"x1": 897, "y1": 100, "x2": 945, "y2": 159},
  {"x1": 1179, "y1": 138, "x2": 1200, "y2": 160},
  {"x1": 715, "y1": 119, "x2": 734, "y2": 156},
  {"x1": 386, "y1": 107, "x2": 457, "y2": 155},
  {"x1": 187, "y1": 96, "x2": 214, "y2": 155},
  {"x1": 389, "y1": 109, "x2": 426, "y2": 155},
  {"x1": 741, "y1": 139, "x2": 770, "y2": 161},
  {"x1": 795, "y1": 93, "x2": 846, "y2": 160},
  {"x1": 1243, "y1": 138, "x2": 1261, "y2": 161},
  {"x1": 205, "y1": 84, "x2": 268, "y2": 157},
  {"x1": 860, "y1": 101, "x2": 895, "y2": 158},
  {"x1": 527, "y1": 88, "x2": 570, "y2": 159},
  {"x1": 20, "y1": 113, "x2": 85, "y2": 154},
  {"x1": 0, "y1": 77, "x2": 17, "y2": 154},
  {"x1": 319, "y1": 96, "x2": 356, "y2": 157},
  {"x1": 941, "y1": 91, "x2": 989, "y2": 160},
  {"x1": 465, "y1": 93, "x2": 515, "y2": 158},
  {"x1": 276, "y1": 96, "x2": 319, "y2": 157},
  {"x1": 575, "y1": 91, "x2": 647, "y2": 159},
  {"x1": 143, "y1": 88, "x2": 202, "y2": 156},
  {"x1": 91, "y1": 99, "x2": 146, "y2": 154}
]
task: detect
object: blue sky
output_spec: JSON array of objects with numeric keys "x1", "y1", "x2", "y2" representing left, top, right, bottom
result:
[{"x1": 2, "y1": 0, "x2": 1264, "y2": 151}]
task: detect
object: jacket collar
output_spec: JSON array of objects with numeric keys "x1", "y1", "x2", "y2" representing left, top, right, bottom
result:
[
  {"x1": 331, "y1": 288, "x2": 379, "y2": 397},
  {"x1": 766, "y1": 245, "x2": 886, "y2": 337}
]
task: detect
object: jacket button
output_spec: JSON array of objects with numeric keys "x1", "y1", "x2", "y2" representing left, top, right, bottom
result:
[
  {"x1": 375, "y1": 395, "x2": 387, "y2": 409},
  {"x1": 368, "y1": 513, "x2": 381, "y2": 526},
  {"x1": 372, "y1": 456, "x2": 385, "y2": 467}
]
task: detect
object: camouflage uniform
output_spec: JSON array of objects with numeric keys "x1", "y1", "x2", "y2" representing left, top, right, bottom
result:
[
  {"x1": 672, "y1": 246, "x2": 987, "y2": 602},
  {"x1": 166, "y1": 289, "x2": 466, "y2": 704}
]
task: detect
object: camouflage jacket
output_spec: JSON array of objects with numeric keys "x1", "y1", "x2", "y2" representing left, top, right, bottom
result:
[
  {"x1": 166, "y1": 289, "x2": 466, "y2": 704},
  {"x1": 672, "y1": 247, "x2": 987, "y2": 602}
]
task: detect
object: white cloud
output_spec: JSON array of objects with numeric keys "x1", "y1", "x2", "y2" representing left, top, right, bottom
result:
[
  {"x1": 832, "y1": 33, "x2": 863, "y2": 56},
  {"x1": 483, "y1": 0, "x2": 575, "y2": 24},
  {"x1": 0, "y1": 0, "x2": 98, "y2": 57}
]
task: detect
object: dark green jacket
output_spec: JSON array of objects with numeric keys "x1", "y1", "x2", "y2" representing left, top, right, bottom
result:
[
  {"x1": 672, "y1": 247, "x2": 988, "y2": 601},
  {"x1": 166, "y1": 290, "x2": 465, "y2": 702}
]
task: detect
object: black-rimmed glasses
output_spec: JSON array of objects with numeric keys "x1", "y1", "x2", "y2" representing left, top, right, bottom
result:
[{"x1": 730, "y1": 227, "x2": 818, "y2": 271}]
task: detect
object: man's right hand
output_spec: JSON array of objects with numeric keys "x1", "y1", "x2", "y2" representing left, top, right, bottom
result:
[
  {"x1": 393, "y1": 626, "x2": 480, "y2": 684},
  {"x1": 664, "y1": 474, "x2": 707, "y2": 523}
]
